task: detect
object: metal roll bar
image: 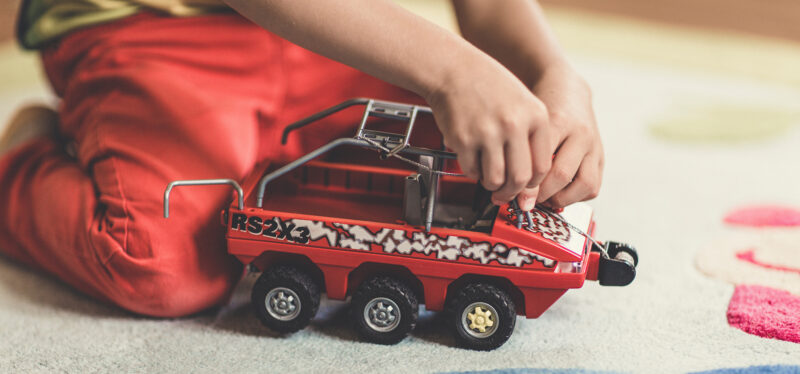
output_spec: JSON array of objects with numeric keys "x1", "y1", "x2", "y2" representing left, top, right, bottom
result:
[
  {"x1": 163, "y1": 179, "x2": 244, "y2": 218},
  {"x1": 256, "y1": 141, "x2": 457, "y2": 206},
  {"x1": 281, "y1": 98, "x2": 433, "y2": 145},
  {"x1": 258, "y1": 98, "x2": 460, "y2": 233},
  {"x1": 162, "y1": 98, "x2": 460, "y2": 231},
  {"x1": 260, "y1": 98, "x2": 450, "y2": 209},
  {"x1": 281, "y1": 98, "x2": 369, "y2": 144},
  {"x1": 256, "y1": 138, "x2": 366, "y2": 207},
  {"x1": 255, "y1": 136, "x2": 457, "y2": 233}
]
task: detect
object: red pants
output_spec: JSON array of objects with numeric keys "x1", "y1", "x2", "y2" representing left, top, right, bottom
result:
[{"x1": 0, "y1": 13, "x2": 415, "y2": 317}]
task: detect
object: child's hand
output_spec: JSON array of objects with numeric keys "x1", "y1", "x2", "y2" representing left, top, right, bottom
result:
[
  {"x1": 220, "y1": 0, "x2": 601, "y2": 210},
  {"x1": 530, "y1": 65, "x2": 603, "y2": 209},
  {"x1": 451, "y1": 0, "x2": 604, "y2": 210},
  {"x1": 426, "y1": 53, "x2": 557, "y2": 210}
]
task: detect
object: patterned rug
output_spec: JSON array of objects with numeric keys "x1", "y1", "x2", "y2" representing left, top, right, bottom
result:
[
  {"x1": 1, "y1": 3, "x2": 800, "y2": 373},
  {"x1": 696, "y1": 206, "x2": 800, "y2": 344}
]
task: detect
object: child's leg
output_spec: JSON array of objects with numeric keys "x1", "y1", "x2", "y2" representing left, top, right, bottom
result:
[
  {"x1": 0, "y1": 12, "x2": 421, "y2": 317},
  {"x1": 0, "y1": 13, "x2": 285, "y2": 316}
]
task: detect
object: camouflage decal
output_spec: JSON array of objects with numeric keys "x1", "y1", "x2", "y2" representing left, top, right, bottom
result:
[
  {"x1": 288, "y1": 218, "x2": 555, "y2": 268},
  {"x1": 507, "y1": 207, "x2": 572, "y2": 244}
]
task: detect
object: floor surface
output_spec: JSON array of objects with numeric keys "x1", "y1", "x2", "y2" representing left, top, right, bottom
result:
[{"x1": 1, "y1": 5, "x2": 800, "y2": 373}]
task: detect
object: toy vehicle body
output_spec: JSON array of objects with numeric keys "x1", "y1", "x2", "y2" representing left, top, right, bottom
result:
[{"x1": 164, "y1": 99, "x2": 638, "y2": 350}]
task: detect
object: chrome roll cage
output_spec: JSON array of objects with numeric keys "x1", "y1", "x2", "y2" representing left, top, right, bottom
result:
[
  {"x1": 164, "y1": 98, "x2": 456, "y2": 231},
  {"x1": 262, "y1": 98, "x2": 456, "y2": 231}
]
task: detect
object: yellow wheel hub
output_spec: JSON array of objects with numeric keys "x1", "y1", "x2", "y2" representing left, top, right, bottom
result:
[{"x1": 467, "y1": 306, "x2": 495, "y2": 333}]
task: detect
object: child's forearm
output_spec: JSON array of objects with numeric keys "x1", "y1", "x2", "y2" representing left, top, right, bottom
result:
[
  {"x1": 222, "y1": 0, "x2": 482, "y2": 100},
  {"x1": 452, "y1": 0, "x2": 569, "y2": 85},
  {"x1": 222, "y1": 0, "x2": 601, "y2": 210}
]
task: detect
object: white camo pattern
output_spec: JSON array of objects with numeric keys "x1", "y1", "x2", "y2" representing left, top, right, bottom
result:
[{"x1": 288, "y1": 218, "x2": 555, "y2": 268}]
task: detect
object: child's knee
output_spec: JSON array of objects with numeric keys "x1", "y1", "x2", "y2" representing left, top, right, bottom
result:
[
  {"x1": 97, "y1": 221, "x2": 242, "y2": 317},
  {"x1": 104, "y1": 256, "x2": 241, "y2": 317},
  {"x1": 111, "y1": 265, "x2": 238, "y2": 317}
]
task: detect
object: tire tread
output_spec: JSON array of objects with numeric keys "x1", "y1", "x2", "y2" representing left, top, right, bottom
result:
[
  {"x1": 351, "y1": 276, "x2": 418, "y2": 345},
  {"x1": 445, "y1": 282, "x2": 516, "y2": 351},
  {"x1": 252, "y1": 265, "x2": 320, "y2": 334}
]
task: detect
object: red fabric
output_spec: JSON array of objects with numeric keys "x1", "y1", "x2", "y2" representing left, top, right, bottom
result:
[{"x1": 0, "y1": 12, "x2": 417, "y2": 317}]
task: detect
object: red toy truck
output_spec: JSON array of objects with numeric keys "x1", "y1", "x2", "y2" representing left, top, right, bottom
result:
[{"x1": 164, "y1": 99, "x2": 638, "y2": 351}]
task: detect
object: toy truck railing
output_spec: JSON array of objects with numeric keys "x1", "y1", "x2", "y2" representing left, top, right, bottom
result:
[
  {"x1": 262, "y1": 98, "x2": 454, "y2": 231},
  {"x1": 163, "y1": 179, "x2": 244, "y2": 218},
  {"x1": 280, "y1": 98, "x2": 433, "y2": 150},
  {"x1": 162, "y1": 99, "x2": 456, "y2": 232}
]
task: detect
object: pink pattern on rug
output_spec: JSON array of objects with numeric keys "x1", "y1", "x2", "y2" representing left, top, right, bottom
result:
[
  {"x1": 724, "y1": 205, "x2": 800, "y2": 227},
  {"x1": 727, "y1": 285, "x2": 800, "y2": 343},
  {"x1": 736, "y1": 249, "x2": 800, "y2": 275}
]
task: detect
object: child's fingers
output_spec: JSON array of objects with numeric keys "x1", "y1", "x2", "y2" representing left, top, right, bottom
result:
[
  {"x1": 527, "y1": 126, "x2": 555, "y2": 188},
  {"x1": 545, "y1": 152, "x2": 602, "y2": 208},
  {"x1": 457, "y1": 149, "x2": 481, "y2": 180},
  {"x1": 480, "y1": 142, "x2": 506, "y2": 192},
  {"x1": 517, "y1": 186, "x2": 539, "y2": 211},
  {"x1": 536, "y1": 136, "x2": 586, "y2": 203},
  {"x1": 491, "y1": 137, "x2": 532, "y2": 204}
]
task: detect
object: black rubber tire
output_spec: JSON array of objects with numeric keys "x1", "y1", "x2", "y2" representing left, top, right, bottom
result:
[
  {"x1": 446, "y1": 283, "x2": 516, "y2": 351},
  {"x1": 251, "y1": 265, "x2": 321, "y2": 334},
  {"x1": 351, "y1": 276, "x2": 419, "y2": 345}
]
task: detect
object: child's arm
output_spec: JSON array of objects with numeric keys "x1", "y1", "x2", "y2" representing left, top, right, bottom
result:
[
  {"x1": 453, "y1": 0, "x2": 603, "y2": 209},
  {"x1": 222, "y1": 0, "x2": 584, "y2": 209}
]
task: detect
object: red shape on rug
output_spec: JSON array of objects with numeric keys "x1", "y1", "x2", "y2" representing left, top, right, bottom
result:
[
  {"x1": 724, "y1": 205, "x2": 800, "y2": 227},
  {"x1": 727, "y1": 285, "x2": 800, "y2": 343},
  {"x1": 736, "y1": 249, "x2": 800, "y2": 275}
]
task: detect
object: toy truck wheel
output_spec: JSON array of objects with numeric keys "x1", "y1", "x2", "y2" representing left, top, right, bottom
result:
[
  {"x1": 605, "y1": 241, "x2": 638, "y2": 266},
  {"x1": 351, "y1": 276, "x2": 419, "y2": 345},
  {"x1": 446, "y1": 283, "x2": 516, "y2": 351},
  {"x1": 251, "y1": 265, "x2": 321, "y2": 334}
]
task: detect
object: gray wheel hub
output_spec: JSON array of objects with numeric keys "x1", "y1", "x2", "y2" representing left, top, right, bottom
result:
[
  {"x1": 364, "y1": 297, "x2": 401, "y2": 332},
  {"x1": 265, "y1": 287, "x2": 301, "y2": 321}
]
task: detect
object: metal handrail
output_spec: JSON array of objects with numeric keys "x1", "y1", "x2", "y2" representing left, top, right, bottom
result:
[
  {"x1": 255, "y1": 137, "x2": 458, "y2": 208},
  {"x1": 257, "y1": 138, "x2": 365, "y2": 207},
  {"x1": 256, "y1": 98, "x2": 461, "y2": 232},
  {"x1": 164, "y1": 179, "x2": 244, "y2": 218},
  {"x1": 260, "y1": 98, "x2": 446, "y2": 209},
  {"x1": 281, "y1": 98, "x2": 370, "y2": 144},
  {"x1": 281, "y1": 98, "x2": 433, "y2": 145}
]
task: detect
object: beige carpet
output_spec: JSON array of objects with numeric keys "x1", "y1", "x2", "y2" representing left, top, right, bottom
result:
[{"x1": 2, "y1": 5, "x2": 800, "y2": 373}]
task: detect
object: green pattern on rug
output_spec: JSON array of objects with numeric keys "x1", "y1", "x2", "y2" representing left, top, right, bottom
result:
[{"x1": 649, "y1": 103, "x2": 800, "y2": 143}]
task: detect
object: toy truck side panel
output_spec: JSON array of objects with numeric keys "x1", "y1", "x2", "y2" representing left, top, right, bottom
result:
[
  {"x1": 226, "y1": 228, "x2": 591, "y2": 317},
  {"x1": 227, "y1": 209, "x2": 564, "y2": 270}
]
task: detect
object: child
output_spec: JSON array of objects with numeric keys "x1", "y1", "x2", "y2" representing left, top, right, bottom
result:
[{"x1": 0, "y1": 0, "x2": 603, "y2": 316}]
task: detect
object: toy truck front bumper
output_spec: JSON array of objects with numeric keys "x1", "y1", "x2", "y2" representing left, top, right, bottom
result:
[{"x1": 586, "y1": 241, "x2": 638, "y2": 286}]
